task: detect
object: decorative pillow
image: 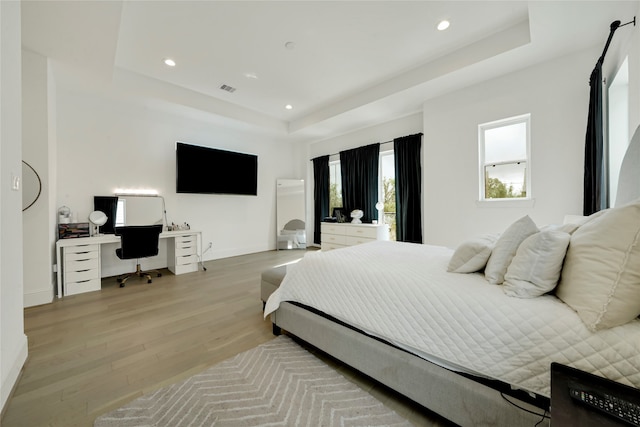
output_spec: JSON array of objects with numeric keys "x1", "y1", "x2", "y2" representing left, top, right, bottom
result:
[
  {"x1": 485, "y1": 215, "x2": 538, "y2": 285},
  {"x1": 556, "y1": 199, "x2": 640, "y2": 331},
  {"x1": 447, "y1": 234, "x2": 499, "y2": 273},
  {"x1": 503, "y1": 230, "x2": 571, "y2": 298}
]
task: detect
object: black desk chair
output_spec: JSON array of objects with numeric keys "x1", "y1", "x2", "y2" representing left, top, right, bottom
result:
[{"x1": 114, "y1": 224, "x2": 163, "y2": 287}]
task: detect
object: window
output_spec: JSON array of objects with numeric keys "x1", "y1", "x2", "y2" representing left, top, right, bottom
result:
[
  {"x1": 608, "y1": 56, "x2": 629, "y2": 208},
  {"x1": 328, "y1": 159, "x2": 342, "y2": 215},
  {"x1": 115, "y1": 199, "x2": 126, "y2": 227},
  {"x1": 479, "y1": 114, "x2": 530, "y2": 200},
  {"x1": 380, "y1": 150, "x2": 396, "y2": 241}
]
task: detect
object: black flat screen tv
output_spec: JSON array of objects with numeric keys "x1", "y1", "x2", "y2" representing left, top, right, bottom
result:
[{"x1": 176, "y1": 142, "x2": 258, "y2": 195}]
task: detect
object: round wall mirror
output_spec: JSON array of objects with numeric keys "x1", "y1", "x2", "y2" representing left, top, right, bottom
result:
[{"x1": 22, "y1": 160, "x2": 42, "y2": 212}]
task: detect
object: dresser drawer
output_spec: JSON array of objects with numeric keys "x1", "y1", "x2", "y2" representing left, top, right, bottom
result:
[
  {"x1": 321, "y1": 242, "x2": 346, "y2": 251},
  {"x1": 321, "y1": 223, "x2": 346, "y2": 235},
  {"x1": 345, "y1": 235, "x2": 376, "y2": 246},
  {"x1": 321, "y1": 233, "x2": 346, "y2": 245},
  {"x1": 345, "y1": 226, "x2": 379, "y2": 239},
  {"x1": 65, "y1": 278, "x2": 101, "y2": 296}
]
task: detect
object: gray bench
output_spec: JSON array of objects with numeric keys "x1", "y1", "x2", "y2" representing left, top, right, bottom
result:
[{"x1": 261, "y1": 265, "x2": 287, "y2": 309}]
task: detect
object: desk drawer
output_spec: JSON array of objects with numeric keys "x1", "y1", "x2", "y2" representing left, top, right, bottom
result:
[
  {"x1": 64, "y1": 244, "x2": 99, "y2": 255},
  {"x1": 66, "y1": 268, "x2": 99, "y2": 283},
  {"x1": 175, "y1": 235, "x2": 196, "y2": 246},
  {"x1": 65, "y1": 257, "x2": 99, "y2": 272},
  {"x1": 172, "y1": 263, "x2": 198, "y2": 275},
  {"x1": 175, "y1": 244, "x2": 197, "y2": 257},
  {"x1": 65, "y1": 278, "x2": 101, "y2": 296},
  {"x1": 176, "y1": 254, "x2": 197, "y2": 266}
]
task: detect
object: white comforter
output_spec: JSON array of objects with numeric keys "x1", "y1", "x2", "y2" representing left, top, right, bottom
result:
[{"x1": 265, "y1": 240, "x2": 640, "y2": 398}]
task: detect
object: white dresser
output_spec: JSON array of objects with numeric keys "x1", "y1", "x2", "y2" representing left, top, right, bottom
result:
[
  {"x1": 321, "y1": 222, "x2": 387, "y2": 251},
  {"x1": 167, "y1": 233, "x2": 199, "y2": 275}
]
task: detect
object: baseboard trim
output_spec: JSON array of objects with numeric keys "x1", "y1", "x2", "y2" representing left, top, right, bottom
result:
[
  {"x1": 24, "y1": 287, "x2": 54, "y2": 307},
  {"x1": 1, "y1": 334, "x2": 28, "y2": 417}
]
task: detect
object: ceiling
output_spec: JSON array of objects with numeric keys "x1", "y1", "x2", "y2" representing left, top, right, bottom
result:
[{"x1": 21, "y1": 1, "x2": 639, "y2": 143}]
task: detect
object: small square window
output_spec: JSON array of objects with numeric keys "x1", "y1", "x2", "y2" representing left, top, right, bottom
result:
[{"x1": 479, "y1": 114, "x2": 530, "y2": 200}]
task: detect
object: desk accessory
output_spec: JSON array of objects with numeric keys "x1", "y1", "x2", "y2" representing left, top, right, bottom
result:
[
  {"x1": 58, "y1": 223, "x2": 90, "y2": 239},
  {"x1": 89, "y1": 210, "x2": 107, "y2": 236}
]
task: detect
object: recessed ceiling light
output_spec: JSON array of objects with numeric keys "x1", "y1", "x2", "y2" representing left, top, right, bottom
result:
[
  {"x1": 437, "y1": 20, "x2": 450, "y2": 31},
  {"x1": 244, "y1": 72, "x2": 258, "y2": 79},
  {"x1": 163, "y1": 58, "x2": 176, "y2": 67},
  {"x1": 285, "y1": 104, "x2": 293, "y2": 110}
]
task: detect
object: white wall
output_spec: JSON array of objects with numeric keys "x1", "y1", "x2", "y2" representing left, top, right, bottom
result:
[
  {"x1": 423, "y1": 48, "x2": 598, "y2": 248},
  {"x1": 22, "y1": 49, "x2": 55, "y2": 307},
  {"x1": 55, "y1": 88, "x2": 299, "y2": 277},
  {"x1": 1, "y1": 0, "x2": 29, "y2": 411}
]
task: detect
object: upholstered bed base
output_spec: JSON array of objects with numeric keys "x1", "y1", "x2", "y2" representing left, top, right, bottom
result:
[{"x1": 271, "y1": 301, "x2": 550, "y2": 427}]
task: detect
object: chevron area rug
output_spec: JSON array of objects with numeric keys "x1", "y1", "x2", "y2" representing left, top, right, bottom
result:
[{"x1": 94, "y1": 335, "x2": 412, "y2": 426}]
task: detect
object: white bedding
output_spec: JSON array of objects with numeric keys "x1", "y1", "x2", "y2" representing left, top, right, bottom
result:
[{"x1": 265, "y1": 240, "x2": 640, "y2": 398}]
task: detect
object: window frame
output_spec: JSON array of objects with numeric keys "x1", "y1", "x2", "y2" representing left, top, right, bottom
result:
[{"x1": 478, "y1": 114, "x2": 531, "y2": 202}]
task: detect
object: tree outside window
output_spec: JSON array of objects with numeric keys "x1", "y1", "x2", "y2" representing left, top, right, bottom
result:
[{"x1": 479, "y1": 114, "x2": 531, "y2": 200}]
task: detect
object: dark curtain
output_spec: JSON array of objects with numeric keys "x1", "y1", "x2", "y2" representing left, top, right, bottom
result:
[
  {"x1": 94, "y1": 196, "x2": 119, "y2": 234},
  {"x1": 584, "y1": 20, "x2": 623, "y2": 215},
  {"x1": 583, "y1": 62, "x2": 606, "y2": 215},
  {"x1": 312, "y1": 155, "x2": 330, "y2": 245},
  {"x1": 394, "y1": 133, "x2": 423, "y2": 243},
  {"x1": 340, "y1": 143, "x2": 380, "y2": 223}
]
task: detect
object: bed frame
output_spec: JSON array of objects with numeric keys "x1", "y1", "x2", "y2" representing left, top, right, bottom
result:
[{"x1": 271, "y1": 301, "x2": 549, "y2": 427}]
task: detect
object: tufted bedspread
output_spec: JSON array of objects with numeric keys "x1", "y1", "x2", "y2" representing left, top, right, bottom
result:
[{"x1": 265, "y1": 240, "x2": 640, "y2": 398}]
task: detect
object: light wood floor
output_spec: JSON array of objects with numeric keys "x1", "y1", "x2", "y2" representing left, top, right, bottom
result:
[{"x1": 2, "y1": 249, "x2": 452, "y2": 427}]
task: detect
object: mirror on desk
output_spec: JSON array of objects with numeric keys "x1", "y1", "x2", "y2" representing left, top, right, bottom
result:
[
  {"x1": 94, "y1": 195, "x2": 165, "y2": 234},
  {"x1": 116, "y1": 196, "x2": 164, "y2": 227}
]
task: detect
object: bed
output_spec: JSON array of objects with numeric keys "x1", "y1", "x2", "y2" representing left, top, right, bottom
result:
[{"x1": 265, "y1": 129, "x2": 640, "y2": 427}]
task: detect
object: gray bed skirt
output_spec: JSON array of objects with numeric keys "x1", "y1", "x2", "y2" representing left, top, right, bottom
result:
[{"x1": 271, "y1": 301, "x2": 550, "y2": 427}]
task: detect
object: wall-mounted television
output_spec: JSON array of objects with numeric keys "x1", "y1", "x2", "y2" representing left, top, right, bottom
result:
[{"x1": 176, "y1": 142, "x2": 258, "y2": 195}]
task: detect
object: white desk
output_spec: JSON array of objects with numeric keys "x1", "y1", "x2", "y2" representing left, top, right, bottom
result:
[{"x1": 55, "y1": 230, "x2": 202, "y2": 297}]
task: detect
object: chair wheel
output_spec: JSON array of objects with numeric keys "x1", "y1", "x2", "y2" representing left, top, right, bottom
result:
[
  {"x1": 157, "y1": 273, "x2": 162, "y2": 277},
  {"x1": 117, "y1": 278, "x2": 123, "y2": 283},
  {"x1": 148, "y1": 279, "x2": 152, "y2": 284},
  {"x1": 119, "y1": 283, "x2": 125, "y2": 288}
]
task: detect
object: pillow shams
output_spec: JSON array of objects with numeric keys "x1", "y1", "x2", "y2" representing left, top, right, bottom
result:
[
  {"x1": 556, "y1": 199, "x2": 640, "y2": 331},
  {"x1": 503, "y1": 230, "x2": 570, "y2": 298},
  {"x1": 447, "y1": 234, "x2": 499, "y2": 273},
  {"x1": 485, "y1": 215, "x2": 538, "y2": 285}
]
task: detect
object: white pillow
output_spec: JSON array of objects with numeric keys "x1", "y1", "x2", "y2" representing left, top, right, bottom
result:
[
  {"x1": 556, "y1": 199, "x2": 640, "y2": 331},
  {"x1": 503, "y1": 230, "x2": 570, "y2": 298},
  {"x1": 447, "y1": 234, "x2": 499, "y2": 273},
  {"x1": 485, "y1": 215, "x2": 538, "y2": 285}
]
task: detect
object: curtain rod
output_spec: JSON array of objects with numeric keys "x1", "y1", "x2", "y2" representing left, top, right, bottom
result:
[
  {"x1": 599, "y1": 17, "x2": 635, "y2": 63},
  {"x1": 310, "y1": 133, "x2": 423, "y2": 160}
]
